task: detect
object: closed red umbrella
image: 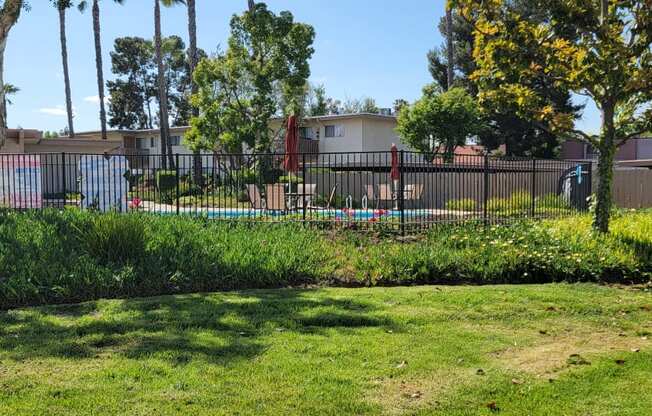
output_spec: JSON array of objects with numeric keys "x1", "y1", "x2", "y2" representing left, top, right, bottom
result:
[
  {"x1": 283, "y1": 115, "x2": 299, "y2": 173},
  {"x1": 390, "y1": 143, "x2": 400, "y2": 181}
]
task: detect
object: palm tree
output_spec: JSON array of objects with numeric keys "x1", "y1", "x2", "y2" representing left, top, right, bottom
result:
[
  {"x1": 0, "y1": 0, "x2": 25, "y2": 145},
  {"x1": 52, "y1": 0, "x2": 75, "y2": 137},
  {"x1": 79, "y1": 0, "x2": 124, "y2": 140},
  {"x1": 247, "y1": 0, "x2": 255, "y2": 12},
  {"x1": 155, "y1": 0, "x2": 184, "y2": 169},
  {"x1": 186, "y1": 0, "x2": 203, "y2": 183},
  {"x1": 2, "y1": 83, "x2": 19, "y2": 128}
]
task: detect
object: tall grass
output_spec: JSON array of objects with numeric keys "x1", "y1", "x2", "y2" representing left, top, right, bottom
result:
[{"x1": 0, "y1": 209, "x2": 650, "y2": 308}]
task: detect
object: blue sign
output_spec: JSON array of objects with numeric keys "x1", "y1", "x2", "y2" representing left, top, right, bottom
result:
[{"x1": 576, "y1": 165, "x2": 583, "y2": 185}]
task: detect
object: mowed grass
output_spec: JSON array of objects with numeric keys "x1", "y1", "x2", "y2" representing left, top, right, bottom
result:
[{"x1": 1, "y1": 284, "x2": 651, "y2": 415}]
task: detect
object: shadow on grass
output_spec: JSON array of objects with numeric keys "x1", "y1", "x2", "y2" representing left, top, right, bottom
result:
[{"x1": 0, "y1": 289, "x2": 399, "y2": 365}]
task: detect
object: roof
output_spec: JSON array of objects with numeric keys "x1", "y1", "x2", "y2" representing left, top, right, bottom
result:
[
  {"x1": 58, "y1": 126, "x2": 190, "y2": 139},
  {"x1": 302, "y1": 113, "x2": 397, "y2": 122}
]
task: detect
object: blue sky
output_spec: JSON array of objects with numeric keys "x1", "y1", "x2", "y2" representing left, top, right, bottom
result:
[{"x1": 6, "y1": 0, "x2": 600, "y2": 134}]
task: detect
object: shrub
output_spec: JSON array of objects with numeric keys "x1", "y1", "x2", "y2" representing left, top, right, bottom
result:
[
  {"x1": 537, "y1": 193, "x2": 571, "y2": 210},
  {"x1": 0, "y1": 210, "x2": 650, "y2": 309},
  {"x1": 156, "y1": 170, "x2": 178, "y2": 192},
  {"x1": 445, "y1": 198, "x2": 477, "y2": 211}
]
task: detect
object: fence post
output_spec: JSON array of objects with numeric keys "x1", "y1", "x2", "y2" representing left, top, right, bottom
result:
[
  {"x1": 483, "y1": 154, "x2": 489, "y2": 226},
  {"x1": 175, "y1": 153, "x2": 180, "y2": 215},
  {"x1": 61, "y1": 152, "x2": 66, "y2": 208},
  {"x1": 399, "y1": 150, "x2": 405, "y2": 235},
  {"x1": 531, "y1": 158, "x2": 537, "y2": 218},
  {"x1": 586, "y1": 161, "x2": 593, "y2": 211}
]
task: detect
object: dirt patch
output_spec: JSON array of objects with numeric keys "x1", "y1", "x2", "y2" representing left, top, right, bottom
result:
[
  {"x1": 496, "y1": 330, "x2": 648, "y2": 376},
  {"x1": 366, "y1": 371, "x2": 460, "y2": 415}
]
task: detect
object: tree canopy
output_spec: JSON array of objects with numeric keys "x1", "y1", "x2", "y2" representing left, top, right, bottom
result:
[
  {"x1": 452, "y1": 0, "x2": 652, "y2": 232},
  {"x1": 397, "y1": 86, "x2": 484, "y2": 161},
  {"x1": 186, "y1": 3, "x2": 315, "y2": 153}
]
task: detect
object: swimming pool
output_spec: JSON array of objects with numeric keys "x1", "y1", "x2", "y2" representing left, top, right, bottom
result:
[{"x1": 157, "y1": 208, "x2": 428, "y2": 221}]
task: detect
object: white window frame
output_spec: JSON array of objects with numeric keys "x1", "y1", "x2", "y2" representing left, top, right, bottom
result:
[{"x1": 325, "y1": 124, "x2": 344, "y2": 138}]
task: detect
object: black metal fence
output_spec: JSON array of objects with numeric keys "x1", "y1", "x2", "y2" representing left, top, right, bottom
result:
[{"x1": 0, "y1": 151, "x2": 592, "y2": 231}]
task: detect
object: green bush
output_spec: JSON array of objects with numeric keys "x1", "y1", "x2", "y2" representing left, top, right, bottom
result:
[
  {"x1": 537, "y1": 193, "x2": 571, "y2": 210},
  {"x1": 156, "y1": 170, "x2": 178, "y2": 192},
  {"x1": 445, "y1": 198, "x2": 477, "y2": 211},
  {"x1": 0, "y1": 210, "x2": 650, "y2": 309},
  {"x1": 486, "y1": 190, "x2": 532, "y2": 213}
]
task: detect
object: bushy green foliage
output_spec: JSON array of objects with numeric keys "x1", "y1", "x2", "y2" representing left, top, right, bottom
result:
[
  {"x1": 156, "y1": 170, "x2": 177, "y2": 192},
  {"x1": 486, "y1": 190, "x2": 532, "y2": 213},
  {"x1": 537, "y1": 193, "x2": 571, "y2": 210},
  {"x1": 445, "y1": 198, "x2": 477, "y2": 211},
  {"x1": 1, "y1": 210, "x2": 650, "y2": 308}
]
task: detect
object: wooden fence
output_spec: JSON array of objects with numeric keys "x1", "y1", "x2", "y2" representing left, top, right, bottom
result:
[{"x1": 613, "y1": 168, "x2": 652, "y2": 208}]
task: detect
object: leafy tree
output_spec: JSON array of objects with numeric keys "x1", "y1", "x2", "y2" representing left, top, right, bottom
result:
[
  {"x1": 107, "y1": 37, "x2": 154, "y2": 129},
  {"x1": 428, "y1": 2, "x2": 581, "y2": 158},
  {"x1": 453, "y1": 0, "x2": 652, "y2": 232},
  {"x1": 187, "y1": 3, "x2": 315, "y2": 153},
  {"x1": 0, "y1": 0, "x2": 26, "y2": 145},
  {"x1": 393, "y1": 98, "x2": 409, "y2": 115},
  {"x1": 107, "y1": 35, "x2": 201, "y2": 130},
  {"x1": 397, "y1": 86, "x2": 484, "y2": 161},
  {"x1": 307, "y1": 84, "x2": 328, "y2": 116},
  {"x1": 51, "y1": 0, "x2": 75, "y2": 137},
  {"x1": 79, "y1": 0, "x2": 125, "y2": 140}
]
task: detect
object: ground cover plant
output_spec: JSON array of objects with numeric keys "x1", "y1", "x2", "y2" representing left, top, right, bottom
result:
[
  {"x1": 1, "y1": 209, "x2": 651, "y2": 309},
  {"x1": 0, "y1": 284, "x2": 650, "y2": 415}
]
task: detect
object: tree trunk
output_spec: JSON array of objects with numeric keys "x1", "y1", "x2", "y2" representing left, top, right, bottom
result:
[
  {"x1": 92, "y1": 0, "x2": 107, "y2": 140},
  {"x1": 248, "y1": 0, "x2": 255, "y2": 12},
  {"x1": 0, "y1": 0, "x2": 23, "y2": 146},
  {"x1": 59, "y1": 6, "x2": 75, "y2": 137},
  {"x1": 155, "y1": 0, "x2": 173, "y2": 169},
  {"x1": 187, "y1": 0, "x2": 202, "y2": 186},
  {"x1": 445, "y1": 5, "x2": 454, "y2": 90},
  {"x1": 593, "y1": 103, "x2": 616, "y2": 233}
]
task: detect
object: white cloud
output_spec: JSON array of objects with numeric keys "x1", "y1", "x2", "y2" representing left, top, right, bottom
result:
[
  {"x1": 84, "y1": 95, "x2": 110, "y2": 105},
  {"x1": 38, "y1": 105, "x2": 67, "y2": 116}
]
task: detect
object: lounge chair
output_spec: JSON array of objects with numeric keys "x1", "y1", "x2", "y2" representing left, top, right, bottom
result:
[
  {"x1": 378, "y1": 183, "x2": 396, "y2": 209},
  {"x1": 295, "y1": 183, "x2": 317, "y2": 208},
  {"x1": 266, "y1": 184, "x2": 287, "y2": 212},
  {"x1": 364, "y1": 184, "x2": 377, "y2": 210},
  {"x1": 246, "y1": 184, "x2": 266, "y2": 210},
  {"x1": 310, "y1": 184, "x2": 339, "y2": 210}
]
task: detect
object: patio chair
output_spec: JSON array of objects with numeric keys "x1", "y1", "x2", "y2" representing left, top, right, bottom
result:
[
  {"x1": 295, "y1": 183, "x2": 317, "y2": 208},
  {"x1": 405, "y1": 184, "x2": 425, "y2": 209},
  {"x1": 246, "y1": 184, "x2": 266, "y2": 210},
  {"x1": 364, "y1": 184, "x2": 378, "y2": 210},
  {"x1": 310, "y1": 184, "x2": 339, "y2": 210},
  {"x1": 378, "y1": 183, "x2": 397, "y2": 209},
  {"x1": 266, "y1": 184, "x2": 287, "y2": 212}
]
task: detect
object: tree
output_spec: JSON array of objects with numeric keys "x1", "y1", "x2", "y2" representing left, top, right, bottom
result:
[
  {"x1": 397, "y1": 86, "x2": 484, "y2": 161},
  {"x1": 393, "y1": 98, "x2": 409, "y2": 115},
  {"x1": 51, "y1": 0, "x2": 75, "y2": 137},
  {"x1": 79, "y1": 0, "x2": 124, "y2": 140},
  {"x1": 428, "y1": 1, "x2": 581, "y2": 158},
  {"x1": 307, "y1": 84, "x2": 328, "y2": 116},
  {"x1": 186, "y1": 3, "x2": 315, "y2": 153},
  {"x1": 107, "y1": 36, "x2": 155, "y2": 129},
  {"x1": 0, "y1": 0, "x2": 25, "y2": 145},
  {"x1": 454, "y1": 0, "x2": 652, "y2": 233},
  {"x1": 107, "y1": 35, "x2": 200, "y2": 130},
  {"x1": 2, "y1": 82, "x2": 17, "y2": 127},
  {"x1": 186, "y1": 0, "x2": 203, "y2": 185}
]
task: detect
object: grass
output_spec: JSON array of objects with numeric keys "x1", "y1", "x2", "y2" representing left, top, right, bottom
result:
[
  {"x1": 2, "y1": 209, "x2": 652, "y2": 308},
  {"x1": 0, "y1": 284, "x2": 650, "y2": 415}
]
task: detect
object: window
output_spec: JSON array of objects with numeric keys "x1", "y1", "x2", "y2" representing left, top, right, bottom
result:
[
  {"x1": 169, "y1": 135, "x2": 182, "y2": 146},
  {"x1": 299, "y1": 127, "x2": 314, "y2": 140},
  {"x1": 324, "y1": 124, "x2": 344, "y2": 138},
  {"x1": 136, "y1": 138, "x2": 147, "y2": 149},
  {"x1": 150, "y1": 137, "x2": 155, "y2": 148}
]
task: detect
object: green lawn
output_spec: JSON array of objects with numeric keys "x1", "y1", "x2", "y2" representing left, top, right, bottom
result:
[{"x1": 1, "y1": 284, "x2": 651, "y2": 415}]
